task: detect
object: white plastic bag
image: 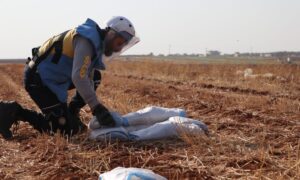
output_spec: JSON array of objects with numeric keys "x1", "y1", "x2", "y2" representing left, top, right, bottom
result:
[
  {"x1": 129, "y1": 116, "x2": 208, "y2": 141},
  {"x1": 88, "y1": 106, "x2": 186, "y2": 130},
  {"x1": 89, "y1": 116, "x2": 208, "y2": 141},
  {"x1": 89, "y1": 106, "x2": 208, "y2": 141},
  {"x1": 99, "y1": 167, "x2": 167, "y2": 180},
  {"x1": 90, "y1": 126, "x2": 129, "y2": 141},
  {"x1": 123, "y1": 106, "x2": 186, "y2": 126}
]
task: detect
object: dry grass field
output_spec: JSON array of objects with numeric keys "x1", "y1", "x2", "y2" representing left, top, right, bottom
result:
[{"x1": 0, "y1": 58, "x2": 299, "y2": 179}]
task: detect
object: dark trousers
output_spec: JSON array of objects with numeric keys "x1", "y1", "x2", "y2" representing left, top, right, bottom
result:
[{"x1": 23, "y1": 65, "x2": 101, "y2": 134}]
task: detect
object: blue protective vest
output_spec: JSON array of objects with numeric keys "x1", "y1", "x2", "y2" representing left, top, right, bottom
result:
[{"x1": 37, "y1": 18, "x2": 105, "y2": 103}]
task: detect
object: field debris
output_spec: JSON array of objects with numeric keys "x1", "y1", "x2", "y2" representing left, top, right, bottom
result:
[{"x1": 99, "y1": 167, "x2": 167, "y2": 180}]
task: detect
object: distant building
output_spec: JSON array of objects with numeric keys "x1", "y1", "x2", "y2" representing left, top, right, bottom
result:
[
  {"x1": 271, "y1": 51, "x2": 300, "y2": 63},
  {"x1": 206, "y1": 50, "x2": 221, "y2": 57},
  {"x1": 264, "y1": 54, "x2": 272, "y2": 58}
]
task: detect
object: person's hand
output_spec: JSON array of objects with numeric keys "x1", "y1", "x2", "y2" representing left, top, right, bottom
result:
[{"x1": 92, "y1": 104, "x2": 115, "y2": 127}]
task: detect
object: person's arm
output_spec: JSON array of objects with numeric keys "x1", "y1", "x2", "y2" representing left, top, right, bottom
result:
[
  {"x1": 72, "y1": 36, "x2": 115, "y2": 127},
  {"x1": 72, "y1": 35, "x2": 99, "y2": 110}
]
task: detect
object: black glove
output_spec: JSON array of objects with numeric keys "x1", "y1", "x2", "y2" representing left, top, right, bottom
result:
[{"x1": 92, "y1": 104, "x2": 115, "y2": 127}]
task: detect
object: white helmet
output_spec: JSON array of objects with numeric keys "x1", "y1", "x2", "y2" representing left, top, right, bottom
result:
[
  {"x1": 107, "y1": 16, "x2": 136, "y2": 41},
  {"x1": 104, "y1": 16, "x2": 140, "y2": 59}
]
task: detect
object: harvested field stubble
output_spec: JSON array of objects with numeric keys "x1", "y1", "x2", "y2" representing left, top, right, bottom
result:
[{"x1": 0, "y1": 59, "x2": 299, "y2": 179}]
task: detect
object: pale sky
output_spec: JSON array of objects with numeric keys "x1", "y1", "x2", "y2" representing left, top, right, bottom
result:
[{"x1": 0, "y1": 0, "x2": 300, "y2": 58}]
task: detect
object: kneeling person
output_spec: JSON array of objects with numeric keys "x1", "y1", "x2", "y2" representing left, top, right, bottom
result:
[{"x1": 0, "y1": 16, "x2": 139, "y2": 139}]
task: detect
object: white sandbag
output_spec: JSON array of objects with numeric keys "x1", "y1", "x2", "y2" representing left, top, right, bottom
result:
[
  {"x1": 90, "y1": 116, "x2": 208, "y2": 141},
  {"x1": 123, "y1": 106, "x2": 186, "y2": 126},
  {"x1": 99, "y1": 167, "x2": 167, "y2": 180},
  {"x1": 88, "y1": 106, "x2": 186, "y2": 130},
  {"x1": 130, "y1": 116, "x2": 208, "y2": 141},
  {"x1": 89, "y1": 126, "x2": 129, "y2": 141}
]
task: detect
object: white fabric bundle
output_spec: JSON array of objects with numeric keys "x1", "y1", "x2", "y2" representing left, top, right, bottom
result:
[
  {"x1": 130, "y1": 116, "x2": 208, "y2": 141},
  {"x1": 89, "y1": 106, "x2": 186, "y2": 129},
  {"x1": 123, "y1": 106, "x2": 186, "y2": 126},
  {"x1": 89, "y1": 106, "x2": 208, "y2": 141},
  {"x1": 99, "y1": 167, "x2": 167, "y2": 180}
]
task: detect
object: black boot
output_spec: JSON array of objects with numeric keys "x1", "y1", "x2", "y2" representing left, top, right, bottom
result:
[
  {"x1": 0, "y1": 101, "x2": 23, "y2": 139},
  {"x1": 19, "y1": 108, "x2": 50, "y2": 133},
  {"x1": 0, "y1": 101, "x2": 52, "y2": 140}
]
